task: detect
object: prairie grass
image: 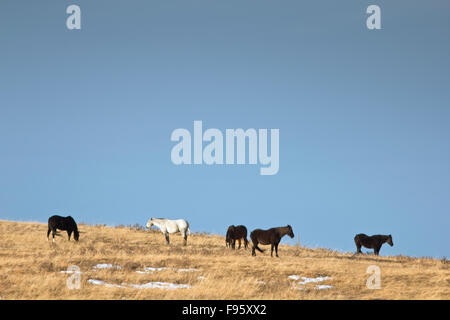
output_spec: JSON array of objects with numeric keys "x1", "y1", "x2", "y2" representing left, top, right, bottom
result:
[{"x1": 0, "y1": 220, "x2": 448, "y2": 300}]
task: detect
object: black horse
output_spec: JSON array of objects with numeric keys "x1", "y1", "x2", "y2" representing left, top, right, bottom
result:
[
  {"x1": 354, "y1": 233, "x2": 393, "y2": 256},
  {"x1": 47, "y1": 215, "x2": 80, "y2": 242},
  {"x1": 226, "y1": 225, "x2": 248, "y2": 250},
  {"x1": 250, "y1": 225, "x2": 294, "y2": 257}
]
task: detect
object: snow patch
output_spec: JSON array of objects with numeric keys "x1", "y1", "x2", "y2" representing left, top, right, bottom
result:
[
  {"x1": 136, "y1": 267, "x2": 169, "y2": 273},
  {"x1": 316, "y1": 285, "x2": 333, "y2": 290},
  {"x1": 136, "y1": 267, "x2": 199, "y2": 274},
  {"x1": 289, "y1": 275, "x2": 333, "y2": 290},
  {"x1": 298, "y1": 276, "x2": 332, "y2": 285},
  {"x1": 93, "y1": 264, "x2": 122, "y2": 270},
  {"x1": 88, "y1": 279, "x2": 191, "y2": 290},
  {"x1": 177, "y1": 268, "x2": 199, "y2": 272},
  {"x1": 87, "y1": 279, "x2": 126, "y2": 288},
  {"x1": 128, "y1": 282, "x2": 192, "y2": 289}
]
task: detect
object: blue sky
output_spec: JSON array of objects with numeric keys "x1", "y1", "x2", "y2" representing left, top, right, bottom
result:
[{"x1": 1, "y1": 1, "x2": 449, "y2": 258}]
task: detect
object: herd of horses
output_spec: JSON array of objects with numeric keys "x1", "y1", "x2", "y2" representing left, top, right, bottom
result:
[{"x1": 47, "y1": 215, "x2": 394, "y2": 256}]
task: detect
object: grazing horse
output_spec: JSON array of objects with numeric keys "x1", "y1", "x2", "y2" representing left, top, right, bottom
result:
[
  {"x1": 225, "y1": 225, "x2": 248, "y2": 250},
  {"x1": 354, "y1": 233, "x2": 393, "y2": 256},
  {"x1": 146, "y1": 218, "x2": 190, "y2": 246},
  {"x1": 250, "y1": 225, "x2": 294, "y2": 257},
  {"x1": 47, "y1": 215, "x2": 79, "y2": 242}
]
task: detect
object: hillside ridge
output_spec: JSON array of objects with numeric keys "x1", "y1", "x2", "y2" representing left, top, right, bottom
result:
[{"x1": 0, "y1": 220, "x2": 448, "y2": 300}]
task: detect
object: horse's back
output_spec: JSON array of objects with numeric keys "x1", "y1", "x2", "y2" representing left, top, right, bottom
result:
[
  {"x1": 234, "y1": 225, "x2": 247, "y2": 237},
  {"x1": 48, "y1": 215, "x2": 64, "y2": 228},
  {"x1": 250, "y1": 228, "x2": 267, "y2": 240},
  {"x1": 236, "y1": 225, "x2": 247, "y2": 232},
  {"x1": 176, "y1": 219, "x2": 189, "y2": 228},
  {"x1": 355, "y1": 233, "x2": 373, "y2": 247},
  {"x1": 172, "y1": 219, "x2": 189, "y2": 233},
  {"x1": 251, "y1": 228, "x2": 274, "y2": 245},
  {"x1": 354, "y1": 233, "x2": 368, "y2": 241},
  {"x1": 48, "y1": 215, "x2": 77, "y2": 230},
  {"x1": 252, "y1": 228, "x2": 275, "y2": 235},
  {"x1": 48, "y1": 215, "x2": 62, "y2": 223},
  {"x1": 250, "y1": 229, "x2": 263, "y2": 236}
]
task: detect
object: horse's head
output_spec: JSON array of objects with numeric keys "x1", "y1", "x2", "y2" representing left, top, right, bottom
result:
[
  {"x1": 74, "y1": 229, "x2": 80, "y2": 241},
  {"x1": 146, "y1": 218, "x2": 154, "y2": 229},
  {"x1": 287, "y1": 225, "x2": 294, "y2": 238},
  {"x1": 387, "y1": 234, "x2": 393, "y2": 246}
]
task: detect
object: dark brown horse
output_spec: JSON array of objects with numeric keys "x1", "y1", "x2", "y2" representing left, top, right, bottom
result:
[
  {"x1": 47, "y1": 215, "x2": 80, "y2": 242},
  {"x1": 226, "y1": 225, "x2": 248, "y2": 249},
  {"x1": 250, "y1": 225, "x2": 294, "y2": 257},
  {"x1": 354, "y1": 233, "x2": 393, "y2": 256}
]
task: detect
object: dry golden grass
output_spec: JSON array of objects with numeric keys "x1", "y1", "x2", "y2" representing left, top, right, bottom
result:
[{"x1": 0, "y1": 220, "x2": 448, "y2": 300}]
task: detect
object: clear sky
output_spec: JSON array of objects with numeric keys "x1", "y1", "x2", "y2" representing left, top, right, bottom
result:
[{"x1": 1, "y1": 1, "x2": 449, "y2": 258}]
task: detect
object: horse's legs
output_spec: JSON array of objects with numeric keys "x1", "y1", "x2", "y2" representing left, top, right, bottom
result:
[
  {"x1": 232, "y1": 239, "x2": 236, "y2": 250},
  {"x1": 238, "y1": 239, "x2": 241, "y2": 250},
  {"x1": 68, "y1": 231, "x2": 71, "y2": 241},
  {"x1": 47, "y1": 227, "x2": 51, "y2": 241},
  {"x1": 252, "y1": 241, "x2": 257, "y2": 256},
  {"x1": 244, "y1": 238, "x2": 248, "y2": 249},
  {"x1": 275, "y1": 243, "x2": 279, "y2": 257},
  {"x1": 164, "y1": 232, "x2": 170, "y2": 245},
  {"x1": 52, "y1": 229, "x2": 57, "y2": 242},
  {"x1": 183, "y1": 232, "x2": 187, "y2": 246},
  {"x1": 355, "y1": 241, "x2": 362, "y2": 254},
  {"x1": 374, "y1": 245, "x2": 381, "y2": 256},
  {"x1": 270, "y1": 244, "x2": 274, "y2": 257}
]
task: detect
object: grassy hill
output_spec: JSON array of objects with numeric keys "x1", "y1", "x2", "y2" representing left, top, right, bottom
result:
[{"x1": 0, "y1": 220, "x2": 448, "y2": 300}]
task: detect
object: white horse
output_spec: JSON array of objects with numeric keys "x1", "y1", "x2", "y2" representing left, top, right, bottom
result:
[{"x1": 146, "y1": 218, "x2": 190, "y2": 246}]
